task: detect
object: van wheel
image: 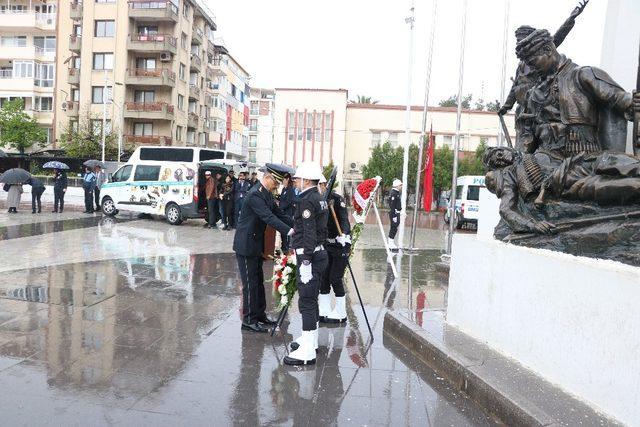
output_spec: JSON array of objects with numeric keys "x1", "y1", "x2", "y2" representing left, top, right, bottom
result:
[
  {"x1": 165, "y1": 203, "x2": 183, "y2": 225},
  {"x1": 102, "y1": 197, "x2": 117, "y2": 217}
]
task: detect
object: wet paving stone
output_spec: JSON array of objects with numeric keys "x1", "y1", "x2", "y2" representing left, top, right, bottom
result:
[{"x1": 0, "y1": 218, "x2": 500, "y2": 425}]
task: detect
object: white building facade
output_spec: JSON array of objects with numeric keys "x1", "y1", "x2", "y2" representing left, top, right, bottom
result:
[{"x1": 248, "y1": 87, "x2": 274, "y2": 164}]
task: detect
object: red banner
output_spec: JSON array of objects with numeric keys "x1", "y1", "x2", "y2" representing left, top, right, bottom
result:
[{"x1": 422, "y1": 127, "x2": 435, "y2": 212}]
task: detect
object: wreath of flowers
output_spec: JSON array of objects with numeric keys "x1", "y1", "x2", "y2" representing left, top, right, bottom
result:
[
  {"x1": 350, "y1": 177, "x2": 382, "y2": 251},
  {"x1": 270, "y1": 253, "x2": 297, "y2": 310}
]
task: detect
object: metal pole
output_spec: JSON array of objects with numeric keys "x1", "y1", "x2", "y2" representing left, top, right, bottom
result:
[
  {"x1": 410, "y1": 0, "x2": 438, "y2": 250},
  {"x1": 101, "y1": 69, "x2": 107, "y2": 163},
  {"x1": 446, "y1": 0, "x2": 469, "y2": 255},
  {"x1": 398, "y1": 1, "x2": 415, "y2": 251},
  {"x1": 498, "y1": 0, "x2": 510, "y2": 147}
]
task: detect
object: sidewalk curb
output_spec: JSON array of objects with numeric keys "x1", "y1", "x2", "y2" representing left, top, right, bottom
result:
[{"x1": 383, "y1": 310, "x2": 620, "y2": 427}]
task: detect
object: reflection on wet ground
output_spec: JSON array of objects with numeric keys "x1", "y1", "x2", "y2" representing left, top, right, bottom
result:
[
  {"x1": 0, "y1": 216, "x2": 133, "y2": 241},
  {"x1": 0, "y1": 245, "x2": 495, "y2": 425}
]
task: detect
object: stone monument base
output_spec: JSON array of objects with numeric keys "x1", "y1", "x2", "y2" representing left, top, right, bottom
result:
[{"x1": 447, "y1": 234, "x2": 640, "y2": 425}]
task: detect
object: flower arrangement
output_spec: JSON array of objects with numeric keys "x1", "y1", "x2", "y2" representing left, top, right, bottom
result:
[
  {"x1": 350, "y1": 176, "x2": 382, "y2": 254},
  {"x1": 270, "y1": 253, "x2": 297, "y2": 310}
]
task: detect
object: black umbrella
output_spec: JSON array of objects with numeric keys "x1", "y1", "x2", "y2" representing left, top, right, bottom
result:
[
  {"x1": 0, "y1": 168, "x2": 31, "y2": 184},
  {"x1": 43, "y1": 161, "x2": 70, "y2": 170},
  {"x1": 83, "y1": 159, "x2": 106, "y2": 169}
]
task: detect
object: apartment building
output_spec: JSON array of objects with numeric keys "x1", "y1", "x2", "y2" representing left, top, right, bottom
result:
[
  {"x1": 248, "y1": 87, "x2": 274, "y2": 164},
  {"x1": 53, "y1": 0, "x2": 249, "y2": 158},
  {"x1": 0, "y1": 0, "x2": 57, "y2": 149}
]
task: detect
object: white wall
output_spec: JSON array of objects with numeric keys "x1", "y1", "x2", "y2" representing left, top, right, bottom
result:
[{"x1": 447, "y1": 234, "x2": 640, "y2": 425}]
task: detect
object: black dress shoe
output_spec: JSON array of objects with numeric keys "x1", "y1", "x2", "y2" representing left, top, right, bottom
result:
[
  {"x1": 241, "y1": 323, "x2": 269, "y2": 333},
  {"x1": 257, "y1": 315, "x2": 277, "y2": 325},
  {"x1": 51, "y1": 210, "x2": 58, "y2": 213},
  {"x1": 283, "y1": 355, "x2": 316, "y2": 366}
]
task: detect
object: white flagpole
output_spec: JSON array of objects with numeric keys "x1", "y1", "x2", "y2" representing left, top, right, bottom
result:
[
  {"x1": 498, "y1": 0, "x2": 510, "y2": 147},
  {"x1": 409, "y1": 0, "x2": 438, "y2": 250},
  {"x1": 446, "y1": 0, "x2": 469, "y2": 255},
  {"x1": 398, "y1": 1, "x2": 416, "y2": 252}
]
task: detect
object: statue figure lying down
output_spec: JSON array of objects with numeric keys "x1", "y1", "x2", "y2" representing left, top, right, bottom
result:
[{"x1": 483, "y1": 147, "x2": 640, "y2": 235}]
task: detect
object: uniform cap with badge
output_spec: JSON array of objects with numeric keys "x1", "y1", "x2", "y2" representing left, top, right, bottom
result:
[{"x1": 258, "y1": 163, "x2": 295, "y2": 184}]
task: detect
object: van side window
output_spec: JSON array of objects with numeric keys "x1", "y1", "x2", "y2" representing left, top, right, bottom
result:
[
  {"x1": 112, "y1": 165, "x2": 132, "y2": 182},
  {"x1": 199, "y1": 149, "x2": 225, "y2": 161},
  {"x1": 467, "y1": 185, "x2": 481, "y2": 201},
  {"x1": 139, "y1": 147, "x2": 193, "y2": 162},
  {"x1": 134, "y1": 165, "x2": 161, "y2": 181}
]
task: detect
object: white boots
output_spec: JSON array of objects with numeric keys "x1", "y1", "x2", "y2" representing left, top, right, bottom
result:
[
  {"x1": 388, "y1": 238, "x2": 397, "y2": 250},
  {"x1": 318, "y1": 294, "x2": 332, "y2": 322},
  {"x1": 284, "y1": 330, "x2": 317, "y2": 366},
  {"x1": 291, "y1": 326, "x2": 319, "y2": 351},
  {"x1": 325, "y1": 296, "x2": 347, "y2": 323}
]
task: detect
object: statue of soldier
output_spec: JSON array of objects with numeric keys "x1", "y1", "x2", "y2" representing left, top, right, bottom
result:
[
  {"x1": 514, "y1": 28, "x2": 634, "y2": 157},
  {"x1": 499, "y1": 0, "x2": 589, "y2": 151}
]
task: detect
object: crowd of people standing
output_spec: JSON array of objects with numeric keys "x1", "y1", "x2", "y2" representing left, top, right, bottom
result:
[{"x1": 204, "y1": 170, "x2": 259, "y2": 230}]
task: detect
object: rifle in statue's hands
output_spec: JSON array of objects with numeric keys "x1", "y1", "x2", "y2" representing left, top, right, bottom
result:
[{"x1": 634, "y1": 44, "x2": 640, "y2": 156}]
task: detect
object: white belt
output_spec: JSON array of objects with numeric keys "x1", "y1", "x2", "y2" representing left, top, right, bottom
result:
[
  {"x1": 327, "y1": 238, "x2": 336, "y2": 243},
  {"x1": 295, "y1": 245, "x2": 324, "y2": 255}
]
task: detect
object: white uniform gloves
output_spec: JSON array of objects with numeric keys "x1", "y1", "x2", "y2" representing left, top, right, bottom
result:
[{"x1": 299, "y1": 262, "x2": 312, "y2": 284}]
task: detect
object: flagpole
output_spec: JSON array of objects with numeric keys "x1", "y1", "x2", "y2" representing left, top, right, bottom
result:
[
  {"x1": 398, "y1": 1, "x2": 415, "y2": 252},
  {"x1": 410, "y1": 0, "x2": 438, "y2": 251},
  {"x1": 446, "y1": 0, "x2": 469, "y2": 255},
  {"x1": 498, "y1": 0, "x2": 510, "y2": 147}
]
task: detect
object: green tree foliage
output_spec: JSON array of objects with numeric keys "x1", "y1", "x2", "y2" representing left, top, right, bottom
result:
[
  {"x1": 361, "y1": 142, "x2": 402, "y2": 191},
  {"x1": 59, "y1": 112, "x2": 121, "y2": 160},
  {"x1": 432, "y1": 145, "x2": 454, "y2": 199},
  {"x1": 323, "y1": 160, "x2": 335, "y2": 180},
  {"x1": 438, "y1": 94, "x2": 472, "y2": 109},
  {"x1": 0, "y1": 99, "x2": 47, "y2": 155},
  {"x1": 459, "y1": 140, "x2": 487, "y2": 176},
  {"x1": 349, "y1": 95, "x2": 379, "y2": 104},
  {"x1": 485, "y1": 100, "x2": 501, "y2": 112}
]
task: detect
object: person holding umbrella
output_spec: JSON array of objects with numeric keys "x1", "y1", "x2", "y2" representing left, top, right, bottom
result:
[
  {"x1": 43, "y1": 162, "x2": 70, "y2": 213},
  {"x1": 26, "y1": 177, "x2": 45, "y2": 214},
  {"x1": 82, "y1": 166, "x2": 97, "y2": 213},
  {"x1": 94, "y1": 165, "x2": 107, "y2": 212},
  {"x1": 0, "y1": 168, "x2": 31, "y2": 213}
]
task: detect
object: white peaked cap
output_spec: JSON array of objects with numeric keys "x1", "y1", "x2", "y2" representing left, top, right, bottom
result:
[
  {"x1": 393, "y1": 179, "x2": 403, "y2": 188},
  {"x1": 294, "y1": 162, "x2": 324, "y2": 180},
  {"x1": 319, "y1": 174, "x2": 327, "y2": 184}
]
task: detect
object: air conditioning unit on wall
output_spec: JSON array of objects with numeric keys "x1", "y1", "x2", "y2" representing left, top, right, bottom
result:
[
  {"x1": 160, "y1": 52, "x2": 172, "y2": 62},
  {"x1": 349, "y1": 162, "x2": 361, "y2": 173}
]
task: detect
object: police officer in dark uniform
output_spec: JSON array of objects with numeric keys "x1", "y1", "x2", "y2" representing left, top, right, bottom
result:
[
  {"x1": 387, "y1": 179, "x2": 402, "y2": 249},
  {"x1": 233, "y1": 163, "x2": 294, "y2": 333},
  {"x1": 319, "y1": 180, "x2": 351, "y2": 324},
  {"x1": 284, "y1": 162, "x2": 328, "y2": 366}
]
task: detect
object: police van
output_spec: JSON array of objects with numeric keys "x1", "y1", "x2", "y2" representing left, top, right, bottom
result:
[
  {"x1": 100, "y1": 146, "x2": 257, "y2": 225},
  {"x1": 444, "y1": 175, "x2": 485, "y2": 229}
]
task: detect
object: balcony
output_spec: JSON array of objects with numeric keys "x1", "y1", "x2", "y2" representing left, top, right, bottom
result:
[
  {"x1": 188, "y1": 84, "x2": 200, "y2": 100},
  {"x1": 128, "y1": 1, "x2": 178, "y2": 23},
  {"x1": 127, "y1": 34, "x2": 177, "y2": 54},
  {"x1": 70, "y1": 2, "x2": 83, "y2": 20},
  {"x1": 67, "y1": 68, "x2": 80, "y2": 86},
  {"x1": 125, "y1": 68, "x2": 176, "y2": 87},
  {"x1": 187, "y1": 112, "x2": 199, "y2": 128},
  {"x1": 69, "y1": 35, "x2": 81, "y2": 52},
  {"x1": 0, "y1": 10, "x2": 56, "y2": 29},
  {"x1": 124, "y1": 135, "x2": 173, "y2": 146},
  {"x1": 64, "y1": 101, "x2": 79, "y2": 117},
  {"x1": 123, "y1": 102, "x2": 174, "y2": 120},
  {"x1": 205, "y1": 68, "x2": 214, "y2": 81},
  {"x1": 190, "y1": 54, "x2": 201, "y2": 72},
  {"x1": 192, "y1": 27, "x2": 203, "y2": 45},
  {"x1": 206, "y1": 43, "x2": 215, "y2": 58}
]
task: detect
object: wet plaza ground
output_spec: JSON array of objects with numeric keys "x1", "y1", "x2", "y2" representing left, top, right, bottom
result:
[{"x1": 0, "y1": 212, "x2": 497, "y2": 426}]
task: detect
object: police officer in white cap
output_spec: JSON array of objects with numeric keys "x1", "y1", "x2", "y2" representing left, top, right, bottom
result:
[
  {"x1": 388, "y1": 179, "x2": 402, "y2": 249},
  {"x1": 284, "y1": 162, "x2": 328, "y2": 366}
]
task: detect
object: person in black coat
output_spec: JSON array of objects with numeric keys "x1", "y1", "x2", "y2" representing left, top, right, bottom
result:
[
  {"x1": 278, "y1": 175, "x2": 296, "y2": 252},
  {"x1": 27, "y1": 177, "x2": 45, "y2": 214},
  {"x1": 52, "y1": 169, "x2": 68, "y2": 213},
  {"x1": 233, "y1": 163, "x2": 294, "y2": 333},
  {"x1": 388, "y1": 179, "x2": 403, "y2": 249},
  {"x1": 233, "y1": 172, "x2": 250, "y2": 227}
]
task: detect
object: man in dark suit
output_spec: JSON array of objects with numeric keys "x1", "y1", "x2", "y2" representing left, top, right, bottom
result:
[
  {"x1": 233, "y1": 172, "x2": 250, "y2": 228},
  {"x1": 233, "y1": 163, "x2": 294, "y2": 333}
]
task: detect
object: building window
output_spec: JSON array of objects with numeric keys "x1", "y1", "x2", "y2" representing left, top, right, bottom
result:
[
  {"x1": 71, "y1": 56, "x2": 81, "y2": 68},
  {"x1": 248, "y1": 151, "x2": 256, "y2": 163},
  {"x1": 306, "y1": 114, "x2": 313, "y2": 140},
  {"x1": 71, "y1": 89, "x2": 80, "y2": 102},
  {"x1": 178, "y1": 94, "x2": 184, "y2": 110},
  {"x1": 181, "y1": 32, "x2": 187, "y2": 49},
  {"x1": 12, "y1": 61, "x2": 33, "y2": 78},
  {"x1": 136, "y1": 57, "x2": 156, "y2": 70},
  {"x1": 137, "y1": 25, "x2": 158, "y2": 35},
  {"x1": 183, "y1": 2, "x2": 190, "y2": 19},
  {"x1": 95, "y1": 0, "x2": 116, "y2": 3},
  {"x1": 288, "y1": 111, "x2": 295, "y2": 141},
  {"x1": 188, "y1": 100, "x2": 197, "y2": 113},
  {"x1": 371, "y1": 131, "x2": 381, "y2": 148},
  {"x1": 249, "y1": 135, "x2": 257, "y2": 148},
  {"x1": 179, "y1": 63, "x2": 185, "y2": 80},
  {"x1": 91, "y1": 86, "x2": 112, "y2": 104},
  {"x1": 479, "y1": 136, "x2": 488, "y2": 146},
  {"x1": 314, "y1": 112, "x2": 322, "y2": 140},
  {"x1": 388, "y1": 132, "x2": 398, "y2": 146},
  {"x1": 442, "y1": 135, "x2": 453, "y2": 147},
  {"x1": 33, "y1": 36, "x2": 56, "y2": 53},
  {"x1": 133, "y1": 123, "x2": 153, "y2": 136},
  {"x1": 250, "y1": 119, "x2": 257, "y2": 132},
  {"x1": 250, "y1": 101, "x2": 259, "y2": 115},
  {"x1": 0, "y1": 36, "x2": 27, "y2": 47},
  {"x1": 134, "y1": 90, "x2": 155, "y2": 103},
  {"x1": 73, "y1": 24, "x2": 82, "y2": 36},
  {"x1": 297, "y1": 112, "x2": 304, "y2": 141},
  {"x1": 186, "y1": 130, "x2": 195, "y2": 144},
  {"x1": 324, "y1": 113, "x2": 332, "y2": 141},
  {"x1": 94, "y1": 20, "x2": 115, "y2": 37},
  {"x1": 34, "y1": 63, "x2": 55, "y2": 88},
  {"x1": 176, "y1": 126, "x2": 182, "y2": 141},
  {"x1": 92, "y1": 53, "x2": 114, "y2": 70},
  {"x1": 91, "y1": 119, "x2": 112, "y2": 136},
  {"x1": 34, "y1": 97, "x2": 53, "y2": 111}
]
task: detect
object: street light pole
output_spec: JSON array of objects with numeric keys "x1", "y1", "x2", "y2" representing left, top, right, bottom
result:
[
  {"x1": 446, "y1": 0, "x2": 469, "y2": 255},
  {"x1": 101, "y1": 69, "x2": 107, "y2": 163},
  {"x1": 398, "y1": 1, "x2": 415, "y2": 252}
]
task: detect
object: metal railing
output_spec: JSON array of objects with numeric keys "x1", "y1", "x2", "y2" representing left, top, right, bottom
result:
[
  {"x1": 125, "y1": 135, "x2": 173, "y2": 146},
  {"x1": 0, "y1": 70, "x2": 12, "y2": 79},
  {"x1": 125, "y1": 101, "x2": 175, "y2": 114},
  {"x1": 129, "y1": 68, "x2": 176, "y2": 80},
  {"x1": 130, "y1": 34, "x2": 177, "y2": 46},
  {"x1": 128, "y1": 0, "x2": 178, "y2": 14}
]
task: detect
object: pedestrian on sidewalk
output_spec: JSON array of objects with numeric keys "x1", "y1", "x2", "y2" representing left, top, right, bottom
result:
[
  {"x1": 52, "y1": 169, "x2": 67, "y2": 213},
  {"x1": 221, "y1": 175, "x2": 235, "y2": 230},
  {"x1": 278, "y1": 175, "x2": 296, "y2": 252},
  {"x1": 4, "y1": 183, "x2": 22, "y2": 213},
  {"x1": 387, "y1": 179, "x2": 402, "y2": 249},
  {"x1": 94, "y1": 166, "x2": 107, "y2": 212},
  {"x1": 27, "y1": 177, "x2": 45, "y2": 214},
  {"x1": 233, "y1": 172, "x2": 250, "y2": 228},
  {"x1": 216, "y1": 172, "x2": 224, "y2": 225},
  {"x1": 204, "y1": 171, "x2": 219, "y2": 229},
  {"x1": 285, "y1": 162, "x2": 329, "y2": 366},
  {"x1": 82, "y1": 167, "x2": 96, "y2": 214}
]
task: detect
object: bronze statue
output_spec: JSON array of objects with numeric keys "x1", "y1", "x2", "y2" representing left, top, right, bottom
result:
[{"x1": 499, "y1": 1, "x2": 590, "y2": 151}]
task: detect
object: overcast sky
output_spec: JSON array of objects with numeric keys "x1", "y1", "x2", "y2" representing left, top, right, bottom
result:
[{"x1": 207, "y1": 0, "x2": 610, "y2": 107}]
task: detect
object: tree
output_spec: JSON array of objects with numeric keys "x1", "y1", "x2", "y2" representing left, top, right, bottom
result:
[
  {"x1": 0, "y1": 99, "x2": 47, "y2": 155},
  {"x1": 438, "y1": 94, "x2": 472, "y2": 109},
  {"x1": 361, "y1": 141, "x2": 403, "y2": 191},
  {"x1": 474, "y1": 98, "x2": 485, "y2": 111},
  {"x1": 59, "y1": 111, "x2": 121, "y2": 160},
  {"x1": 349, "y1": 95, "x2": 379, "y2": 104},
  {"x1": 486, "y1": 100, "x2": 501, "y2": 112},
  {"x1": 459, "y1": 140, "x2": 487, "y2": 176},
  {"x1": 323, "y1": 160, "x2": 335, "y2": 180},
  {"x1": 432, "y1": 145, "x2": 454, "y2": 199}
]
